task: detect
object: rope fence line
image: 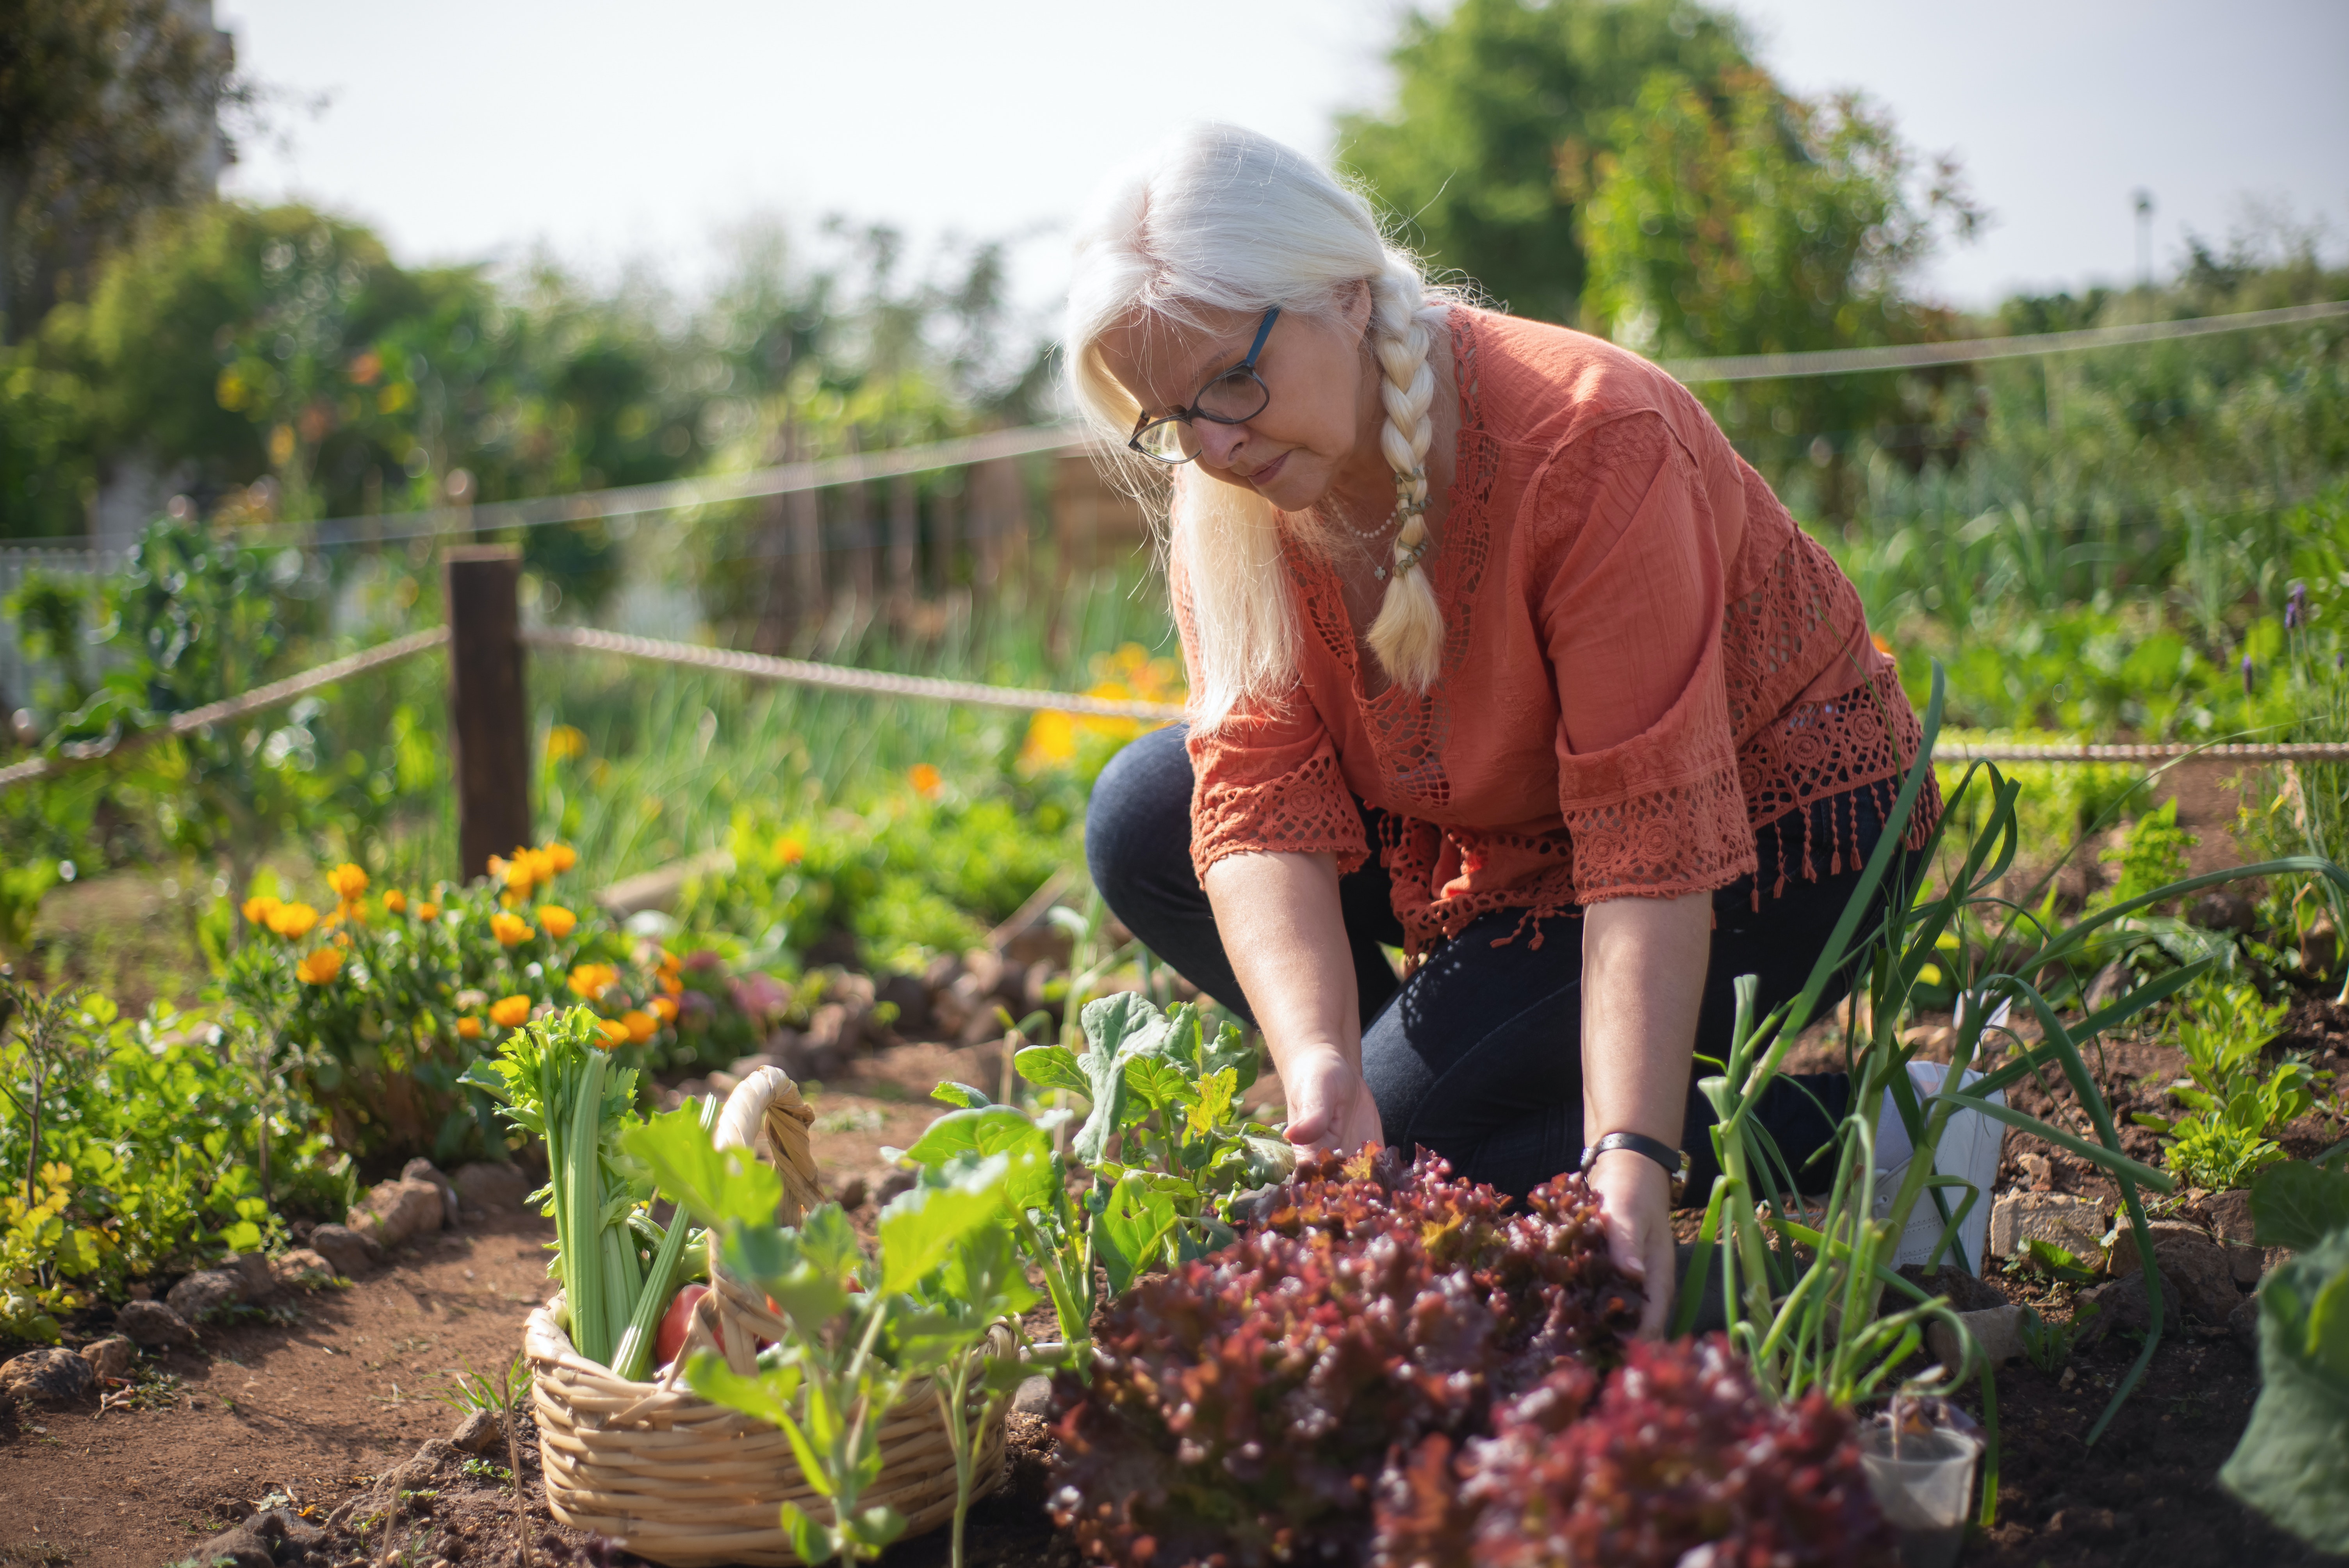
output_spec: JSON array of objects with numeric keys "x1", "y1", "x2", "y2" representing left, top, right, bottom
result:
[
  {"x1": 9, "y1": 620, "x2": 2349, "y2": 798},
  {"x1": 0, "y1": 627, "x2": 450, "y2": 790}
]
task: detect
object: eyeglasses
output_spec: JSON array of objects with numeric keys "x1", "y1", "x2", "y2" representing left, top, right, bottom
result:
[{"x1": 1127, "y1": 307, "x2": 1280, "y2": 465}]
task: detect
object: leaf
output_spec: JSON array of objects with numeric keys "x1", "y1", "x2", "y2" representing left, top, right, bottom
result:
[
  {"x1": 2024, "y1": 1236, "x2": 2096, "y2": 1285},
  {"x1": 878, "y1": 1154, "x2": 1011, "y2": 1296},
  {"x1": 2221, "y1": 1229, "x2": 2349, "y2": 1552},
  {"x1": 1203, "y1": 1019, "x2": 1258, "y2": 1092},
  {"x1": 1014, "y1": 1044, "x2": 1089, "y2": 1096},
  {"x1": 777, "y1": 1499, "x2": 839, "y2": 1563},
  {"x1": 931, "y1": 1081, "x2": 991, "y2": 1109},
  {"x1": 684, "y1": 1349, "x2": 802, "y2": 1430},
  {"x1": 899, "y1": 1108, "x2": 1059, "y2": 1213},
  {"x1": 1124, "y1": 1055, "x2": 1196, "y2": 1114},
  {"x1": 1092, "y1": 1169, "x2": 1180, "y2": 1296},
  {"x1": 1072, "y1": 993, "x2": 1176, "y2": 1164},
  {"x1": 722, "y1": 1227, "x2": 850, "y2": 1335},
  {"x1": 2252, "y1": 1162, "x2": 2349, "y2": 1250},
  {"x1": 622, "y1": 1104, "x2": 784, "y2": 1231},
  {"x1": 1188, "y1": 1066, "x2": 1240, "y2": 1142},
  {"x1": 849, "y1": 1504, "x2": 909, "y2": 1549}
]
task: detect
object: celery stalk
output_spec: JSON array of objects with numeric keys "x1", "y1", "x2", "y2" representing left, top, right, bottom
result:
[
  {"x1": 567, "y1": 1045, "x2": 611, "y2": 1363},
  {"x1": 611, "y1": 1093, "x2": 720, "y2": 1382}
]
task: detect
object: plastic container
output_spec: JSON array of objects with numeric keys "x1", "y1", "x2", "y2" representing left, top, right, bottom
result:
[{"x1": 1858, "y1": 1418, "x2": 1982, "y2": 1568}]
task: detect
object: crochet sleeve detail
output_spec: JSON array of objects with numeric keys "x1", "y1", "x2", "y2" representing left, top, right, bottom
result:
[{"x1": 1536, "y1": 413, "x2": 1758, "y2": 902}]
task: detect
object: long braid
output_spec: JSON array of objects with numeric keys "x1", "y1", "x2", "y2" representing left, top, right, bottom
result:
[{"x1": 1363, "y1": 261, "x2": 1444, "y2": 691}]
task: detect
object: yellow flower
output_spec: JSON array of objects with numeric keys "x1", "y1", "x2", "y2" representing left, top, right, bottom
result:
[
  {"x1": 567, "y1": 962, "x2": 619, "y2": 999},
  {"x1": 595, "y1": 1018, "x2": 631, "y2": 1048},
  {"x1": 543, "y1": 841, "x2": 577, "y2": 873},
  {"x1": 489, "y1": 994, "x2": 533, "y2": 1028},
  {"x1": 537, "y1": 904, "x2": 577, "y2": 940},
  {"x1": 242, "y1": 893, "x2": 282, "y2": 926},
  {"x1": 650, "y1": 995, "x2": 679, "y2": 1023},
  {"x1": 773, "y1": 836, "x2": 805, "y2": 866},
  {"x1": 383, "y1": 889, "x2": 407, "y2": 914},
  {"x1": 545, "y1": 724, "x2": 587, "y2": 763},
  {"x1": 415, "y1": 901, "x2": 440, "y2": 922},
  {"x1": 1019, "y1": 709, "x2": 1079, "y2": 770},
  {"x1": 296, "y1": 947, "x2": 344, "y2": 984},
  {"x1": 456, "y1": 1016, "x2": 482, "y2": 1039},
  {"x1": 326, "y1": 862, "x2": 369, "y2": 902},
  {"x1": 267, "y1": 902, "x2": 319, "y2": 939},
  {"x1": 908, "y1": 763, "x2": 942, "y2": 798},
  {"x1": 490, "y1": 911, "x2": 535, "y2": 946},
  {"x1": 622, "y1": 1009, "x2": 658, "y2": 1044}
]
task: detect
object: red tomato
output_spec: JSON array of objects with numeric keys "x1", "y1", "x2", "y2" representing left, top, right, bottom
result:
[{"x1": 656, "y1": 1283, "x2": 714, "y2": 1366}]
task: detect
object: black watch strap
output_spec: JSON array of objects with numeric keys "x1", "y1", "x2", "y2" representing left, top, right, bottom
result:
[{"x1": 1580, "y1": 1131, "x2": 1690, "y2": 1203}]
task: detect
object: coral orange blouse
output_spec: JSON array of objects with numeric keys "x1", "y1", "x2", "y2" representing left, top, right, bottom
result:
[{"x1": 1179, "y1": 308, "x2": 1939, "y2": 959}]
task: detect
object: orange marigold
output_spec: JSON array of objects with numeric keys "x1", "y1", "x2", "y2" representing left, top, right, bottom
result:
[
  {"x1": 456, "y1": 1016, "x2": 483, "y2": 1039},
  {"x1": 537, "y1": 904, "x2": 578, "y2": 940},
  {"x1": 650, "y1": 995, "x2": 679, "y2": 1023},
  {"x1": 622, "y1": 1009, "x2": 658, "y2": 1043},
  {"x1": 241, "y1": 893, "x2": 282, "y2": 925},
  {"x1": 267, "y1": 902, "x2": 319, "y2": 939},
  {"x1": 567, "y1": 962, "x2": 619, "y2": 999},
  {"x1": 908, "y1": 763, "x2": 943, "y2": 798},
  {"x1": 489, "y1": 994, "x2": 533, "y2": 1028},
  {"x1": 595, "y1": 1018, "x2": 631, "y2": 1048},
  {"x1": 326, "y1": 862, "x2": 369, "y2": 902},
  {"x1": 543, "y1": 841, "x2": 577, "y2": 873},
  {"x1": 296, "y1": 947, "x2": 344, "y2": 984},
  {"x1": 490, "y1": 911, "x2": 534, "y2": 946},
  {"x1": 383, "y1": 889, "x2": 408, "y2": 914},
  {"x1": 415, "y1": 901, "x2": 441, "y2": 921}
]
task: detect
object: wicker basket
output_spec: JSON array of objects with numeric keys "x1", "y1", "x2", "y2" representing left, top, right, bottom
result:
[{"x1": 524, "y1": 1067, "x2": 1011, "y2": 1567}]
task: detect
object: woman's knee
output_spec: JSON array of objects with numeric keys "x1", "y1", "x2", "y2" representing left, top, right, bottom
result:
[{"x1": 1084, "y1": 723, "x2": 1195, "y2": 905}]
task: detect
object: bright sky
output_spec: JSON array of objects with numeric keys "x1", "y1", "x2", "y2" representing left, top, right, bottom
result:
[{"x1": 216, "y1": 0, "x2": 2349, "y2": 318}]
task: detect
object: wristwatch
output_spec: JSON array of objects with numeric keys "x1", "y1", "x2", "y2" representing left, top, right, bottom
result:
[{"x1": 1579, "y1": 1131, "x2": 1690, "y2": 1206}]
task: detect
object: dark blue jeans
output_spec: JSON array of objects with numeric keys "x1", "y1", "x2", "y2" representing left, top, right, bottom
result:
[{"x1": 1084, "y1": 723, "x2": 1924, "y2": 1204}]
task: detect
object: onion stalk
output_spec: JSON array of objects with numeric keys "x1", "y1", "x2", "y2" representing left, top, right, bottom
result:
[{"x1": 611, "y1": 1092, "x2": 720, "y2": 1381}]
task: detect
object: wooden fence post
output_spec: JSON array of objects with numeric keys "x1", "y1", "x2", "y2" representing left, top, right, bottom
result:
[{"x1": 443, "y1": 546, "x2": 531, "y2": 882}]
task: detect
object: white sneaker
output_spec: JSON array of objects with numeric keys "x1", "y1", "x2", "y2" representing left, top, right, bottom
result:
[{"x1": 1871, "y1": 1059, "x2": 2006, "y2": 1274}]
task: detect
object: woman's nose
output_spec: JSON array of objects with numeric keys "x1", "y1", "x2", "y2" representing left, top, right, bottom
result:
[{"x1": 1194, "y1": 421, "x2": 1249, "y2": 471}]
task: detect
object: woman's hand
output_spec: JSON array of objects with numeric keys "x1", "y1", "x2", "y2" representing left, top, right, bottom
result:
[
  {"x1": 1586, "y1": 1147, "x2": 1677, "y2": 1338},
  {"x1": 1280, "y1": 1043, "x2": 1386, "y2": 1155}
]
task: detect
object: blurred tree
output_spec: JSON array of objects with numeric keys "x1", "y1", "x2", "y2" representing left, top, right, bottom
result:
[
  {"x1": 1578, "y1": 69, "x2": 1982, "y2": 513},
  {"x1": 0, "y1": 0, "x2": 245, "y2": 342},
  {"x1": 1336, "y1": 0, "x2": 1752, "y2": 324}
]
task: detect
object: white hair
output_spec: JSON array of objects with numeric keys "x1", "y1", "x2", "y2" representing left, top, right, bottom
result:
[{"x1": 1064, "y1": 123, "x2": 1454, "y2": 727}]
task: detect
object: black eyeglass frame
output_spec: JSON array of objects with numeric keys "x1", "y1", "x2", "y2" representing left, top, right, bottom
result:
[{"x1": 1126, "y1": 306, "x2": 1281, "y2": 465}]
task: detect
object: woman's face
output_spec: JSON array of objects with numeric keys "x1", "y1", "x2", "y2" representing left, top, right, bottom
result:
[{"x1": 1096, "y1": 284, "x2": 1375, "y2": 514}]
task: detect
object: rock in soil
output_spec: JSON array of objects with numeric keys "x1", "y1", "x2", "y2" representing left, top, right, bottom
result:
[
  {"x1": 176, "y1": 1506, "x2": 323, "y2": 1568},
  {"x1": 2106, "y1": 1223, "x2": 2244, "y2": 1324},
  {"x1": 2205, "y1": 1188, "x2": 2268, "y2": 1283},
  {"x1": 79, "y1": 1335, "x2": 135, "y2": 1382},
  {"x1": 401, "y1": 1156, "x2": 462, "y2": 1228},
  {"x1": 271, "y1": 1246, "x2": 339, "y2": 1288},
  {"x1": 2076, "y1": 1268, "x2": 2184, "y2": 1343},
  {"x1": 355, "y1": 1176, "x2": 448, "y2": 1248},
  {"x1": 1989, "y1": 1191, "x2": 2106, "y2": 1260},
  {"x1": 451, "y1": 1406, "x2": 504, "y2": 1454},
  {"x1": 1928, "y1": 1304, "x2": 2027, "y2": 1367},
  {"x1": 1900, "y1": 1263, "x2": 2009, "y2": 1313},
  {"x1": 166, "y1": 1266, "x2": 248, "y2": 1321},
  {"x1": 114, "y1": 1297, "x2": 194, "y2": 1347},
  {"x1": 2, "y1": 1346, "x2": 95, "y2": 1403},
  {"x1": 305, "y1": 1221, "x2": 380, "y2": 1277},
  {"x1": 227, "y1": 1249, "x2": 278, "y2": 1301},
  {"x1": 452, "y1": 1159, "x2": 532, "y2": 1211}
]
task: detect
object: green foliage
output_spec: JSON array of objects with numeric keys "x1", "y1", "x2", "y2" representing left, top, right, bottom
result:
[
  {"x1": 2249, "y1": 1159, "x2": 2349, "y2": 1251},
  {"x1": 2016, "y1": 1300, "x2": 2094, "y2": 1375},
  {"x1": 2221, "y1": 1224, "x2": 2349, "y2": 1552},
  {"x1": 2099, "y1": 799, "x2": 2197, "y2": 908},
  {"x1": 0, "y1": 978, "x2": 343, "y2": 1342},
  {"x1": 2132, "y1": 978, "x2": 2310, "y2": 1191},
  {"x1": 1335, "y1": 0, "x2": 1752, "y2": 326}
]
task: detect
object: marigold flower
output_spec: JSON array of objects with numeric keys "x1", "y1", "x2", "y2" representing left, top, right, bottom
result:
[
  {"x1": 595, "y1": 1018, "x2": 631, "y2": 1048},
  {"x1": 543, "y1": 841, "x2": 577, "y2": 873},
  {"x1": 456, "y1": 1016, "x2": 482, "y2": 1039},
  {"x1": 622, "y1": 1009, "x2": 658, "y2": 1043},
  {"x1": 383, "y1": 889, "x2": 407, "y2": 914},
  {"x1": 296, "y1": 947, "x2": 344, "y2": 984},
  {"x1": 267, "y1": 902, "x2": 320, "y2": 939},
  {"x1": 545, "y1": 724, "x2": 587, "y2": 763},
  {"x1": 489, "y1": 994, "x2": 533, "y2": 1028},
  {"x1": 773, "y1": 836, "x2": 805, "y2": 866},
  {"x1": 650, "y1": 995, "x2": 679, "y2": 1023},
  {"x1": 326, "y1": 862, "x2": 369, "y2": 902},
  {"x1": 242, "y1": 893, "x2": 282, "y2": 926},
  {"x1": 490, "y1": 911, "x2": 534, "y2": 946},
  {"x1": 537, "y1": 904, "x2": 577, "y2": 940},
  {"x1": 567, "y1": 962, "x2": 619, "y2": 999},
  {"x1": 908, "y1": 763, "x2": 943, "y2": 798},
  {"x1": 415, "y1": 901, "x2": 440, "y2": 922},
  {"x1": 661, "y1": 972, "x2": 684, "y2": 997}
]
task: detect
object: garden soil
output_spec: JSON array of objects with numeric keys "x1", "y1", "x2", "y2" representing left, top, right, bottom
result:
[{"x1": 7, "y1": 1011, "x2": 2344, "y2": 1567}]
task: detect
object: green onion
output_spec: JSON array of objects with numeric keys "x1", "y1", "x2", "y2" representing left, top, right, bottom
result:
[{"x1": 611, "y1": 1093, "x2": 721, "y2": 1382}]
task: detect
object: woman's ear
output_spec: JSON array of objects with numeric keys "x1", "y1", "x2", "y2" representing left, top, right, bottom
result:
[{"x1": 1340, "y1": 278, "x2": 1374, "y2": 335}]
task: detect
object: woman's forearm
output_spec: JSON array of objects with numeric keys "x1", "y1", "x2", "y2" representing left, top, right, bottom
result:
[
  {"x1": 1201, "y1": 849, "x2": 1380, "y2": 1149},
  {"x1": 1580, "y1": 891, "x2": 1712, "y2": 1153}
]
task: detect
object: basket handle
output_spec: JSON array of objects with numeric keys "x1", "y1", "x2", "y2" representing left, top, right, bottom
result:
[{"x1": 714, "y1": 1065, "x2": 826, "y2": 1226}]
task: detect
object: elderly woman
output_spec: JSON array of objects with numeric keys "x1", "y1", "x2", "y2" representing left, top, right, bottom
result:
[{"x1": 1069, "y1": 125, "x2": 1988, "y2": 1332}]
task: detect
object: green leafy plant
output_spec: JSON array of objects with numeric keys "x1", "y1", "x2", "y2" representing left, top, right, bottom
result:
[
  {"x1": 2016, "y1": 1301, "x2": 2095, "y2": 1375},
  {"x1": 2221, "y1": 1209, "x2": 2349, "y2": 1552},
  {"x1": 2133, "y1": 978, "x2": 2312, "y2": 1190}
]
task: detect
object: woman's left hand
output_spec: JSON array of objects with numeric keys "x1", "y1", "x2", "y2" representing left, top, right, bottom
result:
[{"x1": 1584, "y1": 1147, "x2": 1677, "y2": 1338}]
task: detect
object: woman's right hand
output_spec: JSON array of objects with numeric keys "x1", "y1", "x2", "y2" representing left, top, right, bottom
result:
[{"x1": 1280, "y1": 1043, "x2": 1385, "y2": 1155}]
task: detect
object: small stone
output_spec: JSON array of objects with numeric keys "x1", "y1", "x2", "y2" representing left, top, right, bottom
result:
[
  {"x1": 228, "y1": 1250, "x2": 278, "y2": 1301},
  {"x1": 1926, "y1": 1304, "x2": 2027, "y2": 1368},
  {"x1": 115, "y1": 1299, "x2": 194, "y2": 1347},
  {"x1": 356, "y1": 1178, "x2": 447, "y2": 1248},
  {"x1": 307, "y1": 1223, "x2": 381, "y2": 1278},
  {"x1": 2049, "y1": 1506, "x2": 2117, "y2": 1535},
  {"x1": 451, "y1": 1407, "x2": 504, "y2": 1454},
  {"x1": 2227, "y1": 1294, "x2": 2262, "y2": 1347},
  {"x1": 877, "y1": 971, "x2": 930, "y2": 1035},
  {"x1": 2077, "y1": 1269, "x2": 2183, "y2": 1343},
  {"x1": 2, "y1": 1347, "x2": 95, "y2": 1403},
  {"x1": 2105, "y1": 1222, "x2": 2241, "y2": 1323},
  {"x1": 451, "y1": 1161, "x2": 532, "y2": 1213},
  {"x1": 272, "y1": 1247, "x2": 339, "y2": 1288},
  {"x1": 800, "y1": 1003, "x2": 860, "y2": 1075},
  {"x1": 1011, "y1": 1374, "x2": 1053, "y2": 1417},
  {"x1": 2302, "y1": 914, "x2": 2339, "y2": 977},
  {"x1": 2189, "y1": 889, "x2": 2256, "y2": 935},
  {"x1": 80, "y1": 1335, "x2": 135, "y2": 1382},
  {"x1": 1989, "y1": 1192, "x2": 2106, "y2": 1260},
  {"x1": 2204, "y1": 1190, "x2": 2266, "y2": 1283},
  {"x1": 876, "y1": 1169, "x2": 917, "y2": 1206},
  {"x1": 166, "y1": 1267, "x2": 248, "y2": 1321},
  {"x1": 402, "y1": 1158, "x2": 462, "y2": 1229},
  {"x1": 2015, "y1": 1151, "x2": 2054, "y2": 1190},
  {"x1": 834, "y1": 1176, "x2": 869, "y2": 1211}
]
